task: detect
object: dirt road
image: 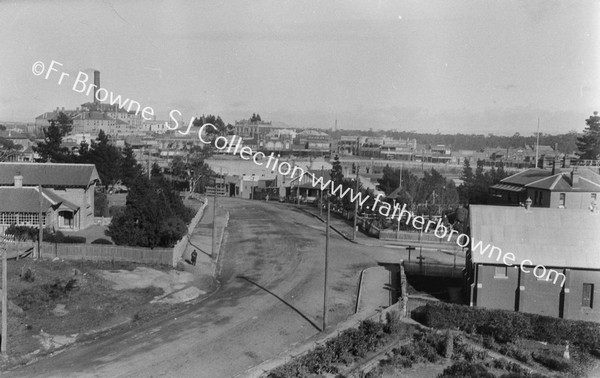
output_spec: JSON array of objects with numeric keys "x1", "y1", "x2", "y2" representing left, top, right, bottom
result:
[{"x1": 6, "y1": 199, "x2": 377, "y2": 378}]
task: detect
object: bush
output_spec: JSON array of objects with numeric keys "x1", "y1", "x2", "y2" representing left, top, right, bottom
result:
[
  {"x1": 14, "y1": 278, "x2": 78, "y2": 310},
  {"x1": 531, "y1": 352, "x2": 571, "y2": 372},
  {"x1": 420, "y1": 302, "x2": 600, "y2": 351},
  {"x1": 5, "y1": 224, "x2": 38, "y2": 241},
  {"x1": 109, "y1": 205, "x2": 126, "y2": 217},
  {"x1": 438, "y1": 361, "x2": 494, "y2": 378},
  {"x1": 91, "y1": 238, "x2": 113, "y2": 245},
  {"x1": 43, "y1": 231, "x2": 86, "y2": 244},
  {"x1": 20, "y1": 267, "x2": 35, "y2": 282}
]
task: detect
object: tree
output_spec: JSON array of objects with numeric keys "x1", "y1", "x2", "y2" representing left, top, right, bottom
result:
[
  {"x1": 577, "y1": 111, "x2": 600, "y2": 160},
  {"x1": 107, "y1": 176, "x2": 193, "y2": 248},
  {"x1": 0, "y1": 137, "x2": 22, "y2": 162},
  {"x1": 82, "y1": 130, "x2": 122, "y2": 189},
  {"x1": 330, "y1": 155, "x2": 344, "y2": 187},
  {"x1": 33, "y1": 120, "x2": 72, "y2": 162},
  {"x1": 120, "y1": 143, "x2": 143, "y2": 187},
  {"x1": 55, "y1": 111, "x2": 73, "y2": 135},
  {"x1": 460, "y1": 158, "x2": 474, "y2": 185}
]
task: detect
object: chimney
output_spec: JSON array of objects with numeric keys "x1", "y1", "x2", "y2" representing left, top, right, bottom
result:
[
  {"x1": 14, "y1": 175, "x2": 23, "y2": 188},
  {"x1": 93, "y1": 70, "x2": 100, "y2": 104},
  {"x1": 563, "y1": 155, "x2": 571, "y2": 168},
  {"x1": 571, "y1": 170, "x2": 579, "y2": 188},
  {"x1": 552, "y1": 159, "x2": 556, "y2": 175}
]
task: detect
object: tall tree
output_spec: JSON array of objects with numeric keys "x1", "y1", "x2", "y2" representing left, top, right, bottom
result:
[
  {"x1": 120, "y1": 143, "x2": 143, "y2": 187},
  {"x1": 55, "y1": 111, "x2": 73, "y2": 135},
  {"x1": 33, "y1": 120, "x2": 72, "y2": 162},
  {"x1": 577, "y1": 111, "x2": 600, "y2": 160},
  {"x1": 83, "y1": 130, "x2": 122, "y2": 189},
  {"x1": 107, "y1": 176, "x2": 192, "y2": 248},
  {"x1": 330, "y1": 154, "x2": 344, "y2": 187}
]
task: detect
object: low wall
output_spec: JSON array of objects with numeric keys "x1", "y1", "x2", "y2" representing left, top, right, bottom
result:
[{"x1": 172, "y1": 200, "x2": 208, "y2": 266}]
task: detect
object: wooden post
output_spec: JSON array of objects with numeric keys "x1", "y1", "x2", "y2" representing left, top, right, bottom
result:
[
  {"x1": 38, "y1": 184, "x2": 43, "y2": 259},
  {"x1": 352, "y1": 165, "x2": 359, "y2": 241},
  {"x1": 1, "y1": 237, "x2": 7, "y2": 355},
  {"x1": 323, "y1": 193, "x2": 330, "y2": 332}
]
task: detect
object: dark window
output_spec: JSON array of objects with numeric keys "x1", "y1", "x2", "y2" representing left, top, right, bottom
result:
[
  {"x1": 559, "y1": 193, "x2": 566, "y2": 207},
  {"x1": 592, "y1": 193, "x2": 597, "y2": 201},
  {"x1": 583, "y1": 283, "x2": 594, "y2": 308}
]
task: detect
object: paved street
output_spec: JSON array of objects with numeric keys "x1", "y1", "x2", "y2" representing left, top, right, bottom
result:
[{"x1": 6, "y1": 198, "x2": 377, "y2": 378}]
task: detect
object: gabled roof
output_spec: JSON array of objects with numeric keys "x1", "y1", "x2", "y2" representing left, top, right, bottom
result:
[
  {"x1": 469, "y1": 205, "x2": 600, "y2": 269},
  {"x1": 0, "y1": 187, "x2": 54, "y2": 212},
  {"x1": 0, "y1": 163, "x2": 100, "y2": 187}
]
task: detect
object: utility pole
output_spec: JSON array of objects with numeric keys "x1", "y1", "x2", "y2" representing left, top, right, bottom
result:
[
  {"x1": 147, "y1": 146, "x2": 151, "y2": 180},
  {"x1": 38, "y1": 184, "x2": 43, "y2": 259},
  {"x1": 535, "y1": 118, "x2": 541, "y2": 168},
  {"x1": 352, "y1": 164, "x2": 359, "y2": 240},
  {"x1": 322, "y1": 192, "x2": 330, "y2": 332},
  {"x1": 211, "y1": 168, "x2": 220, "y2": 259},
  {"x1": 1, "y1": 234, "x2": 10, "y2": 355},
  {"x1": 320, "y1": 166, "x2": 324, "y2": 218}
]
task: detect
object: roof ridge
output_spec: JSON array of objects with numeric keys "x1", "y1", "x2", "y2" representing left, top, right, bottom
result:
[
  {"x1": 548, "y1": 175, "x2": 564, "y2": 190},
  {"x1": 524, "y1": 173, "x2": 560, "y2": 187}
]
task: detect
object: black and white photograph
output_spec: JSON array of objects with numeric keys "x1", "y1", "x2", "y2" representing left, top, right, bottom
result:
[{"x1": 0, "y1": 1, "x2": 599, "y2": 377}]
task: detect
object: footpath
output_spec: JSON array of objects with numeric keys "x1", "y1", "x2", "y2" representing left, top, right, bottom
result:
[
  {"x1": 180, "y1": 197, "x2": 229, "y2": 284},
  {"x1": 297, "y1": 204, "x2": 464, "y2": 266}
]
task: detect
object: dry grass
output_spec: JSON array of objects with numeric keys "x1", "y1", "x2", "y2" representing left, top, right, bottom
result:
[{"x1": 2, "y1": 258, "x2": 179, "y2": 365}]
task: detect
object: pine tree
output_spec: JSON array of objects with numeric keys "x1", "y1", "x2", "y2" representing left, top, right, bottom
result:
[
  {"x1": 33, "y1": 120, "x2": 71, "y2": 162},
  {"x1": 120, "y1": 143, "x2": 143, "y2": 187},
  {"x1": 330, "y1": 154, "x2": 344, "y2": 186},
  {"x1": 577, "y1": 111, "x2": 600, "y2": 160}
]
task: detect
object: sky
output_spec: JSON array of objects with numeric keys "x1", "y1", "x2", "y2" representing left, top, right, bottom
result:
[{"x1": 0, "y1": 0, "x2": 598, "y2": 135}]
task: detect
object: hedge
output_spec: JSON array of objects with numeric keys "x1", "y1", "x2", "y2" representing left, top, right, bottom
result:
[{"x1": 418, "y1": 302, "x2": 600, "y2": 352}]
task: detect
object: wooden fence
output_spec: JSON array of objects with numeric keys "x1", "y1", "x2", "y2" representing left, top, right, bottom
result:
[{"x1": 37, "y1": 199, "x2": 208, "y2": 267}]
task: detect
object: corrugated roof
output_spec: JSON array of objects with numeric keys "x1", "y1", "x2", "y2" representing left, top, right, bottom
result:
[
  {"x1": 0, "y1": 163, "x2": 100, "y2": 187},
  {"x1": 469, "y1": 205, "x2": 600, "y2": 269},
  {"x1": 489, "y1": 183, "x2": 526, "y2": 192}
]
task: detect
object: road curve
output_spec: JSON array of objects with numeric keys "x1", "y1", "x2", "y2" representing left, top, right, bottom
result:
[{"x1": 6, "y1": 198, "x2": 375, "y2": 378}]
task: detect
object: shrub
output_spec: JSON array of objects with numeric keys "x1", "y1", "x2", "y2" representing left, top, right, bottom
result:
[
  {"x1": 420, "y1": 302, "x2": 600, "y2": 352},
  {"x1": 20, "y1": 267, "x2": 35, "y2": 282},
  {"x1": 91, "y1": 238, "x2": 113, "y2": 245},
  {"x1": 5, "y1": 224, "x2": 39, "y2": 241},
  {"x1": 438, "y1": 361, "x2": 494, "y2": 378},
  {"x1": 531, "y1": 352, "x2": 570, "y2": 372},
  {"x1": 109, "y1": 205, "x2": 126, "y2": 217},
  {"x1": 14, "y1": 278, "x2": 78, "y2": 310},
  {"x1": 43, "y1": 231, "x2": 86, "y2": 244}
]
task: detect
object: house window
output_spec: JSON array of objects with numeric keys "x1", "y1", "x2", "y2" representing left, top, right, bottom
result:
[
  {"x1": 583, "y1": 283, "x2": 594, "y2": 308},
  {"x1": 592, "y1": 193, "x2": 597, "y2": 201},
  {"x1": 494, "y1": 266, "x2": 508, "y2": 278},
  {"x1": 559, "y1": 193, "x2": 566, "y2": 207}
]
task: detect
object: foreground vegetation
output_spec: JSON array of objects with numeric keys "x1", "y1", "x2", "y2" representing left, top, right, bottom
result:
[{"x1": 266, "y1": 303, "x2": 600, "y2": 378}]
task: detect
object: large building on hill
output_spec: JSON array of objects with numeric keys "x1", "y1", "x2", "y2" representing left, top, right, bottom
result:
[
  {"x1": 0, "y1": 163, "x2": 101, "y2": 232},
  {"x1": 466, "y1": 205, "x2": 600, "y2": 323}
]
